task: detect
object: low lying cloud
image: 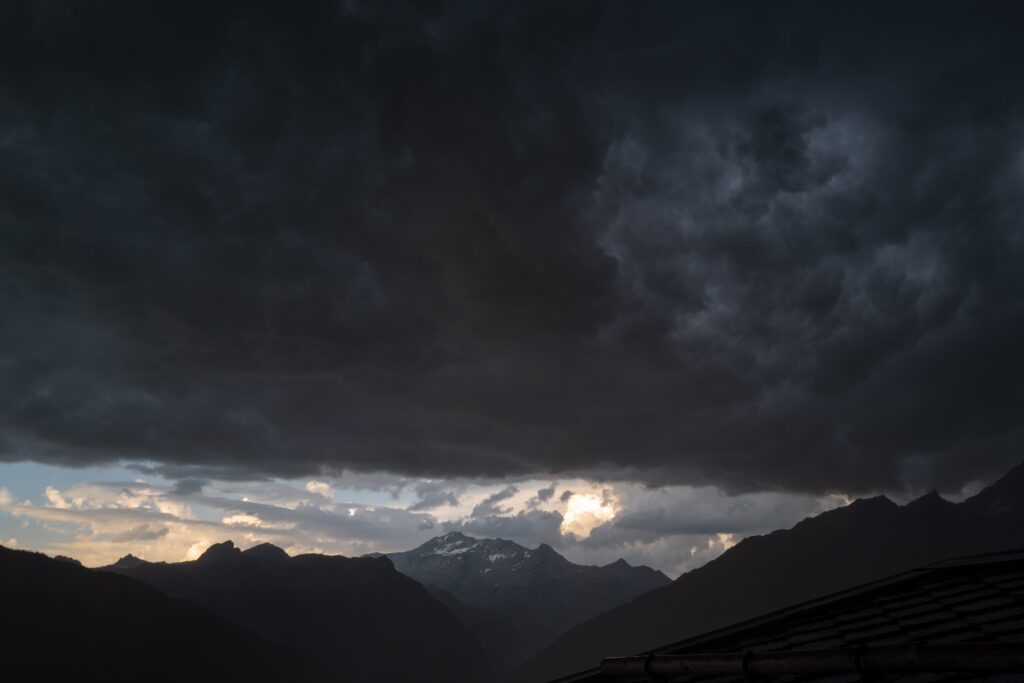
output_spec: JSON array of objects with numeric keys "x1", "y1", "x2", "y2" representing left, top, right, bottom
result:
[
  {"x1": 0, "y1": 469, "x2": 847, "y2": 575},
  {"x1": 0, "y1": 478, "x2": 436, "y2": 566},
  {"x1": 611, "y1": 486, "x2": 851, "y2": 535},
  {"x1": 440, "y1": 480, "x2": 847, "y2": 574},
  {"x1": 107, "y1": 524, "x2": 170, "y2": 542}
]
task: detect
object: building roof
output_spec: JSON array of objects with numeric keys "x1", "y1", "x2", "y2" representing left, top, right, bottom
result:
[{"x1": 554, "y1": 548, "x2": 1024, "y2": 682}]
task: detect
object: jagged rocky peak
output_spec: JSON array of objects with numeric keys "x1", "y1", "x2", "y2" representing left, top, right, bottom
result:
[
  {"x1": 905, "y1": 489, "x2": 953, "y2": 510},
  {"x1": 399, "y1": 533, "x2": 667, "y2": 582},
  {"x1": 198, "y1": 540, "x2": 242, "y2": 562},
  {"x1": 428, "y1": 531, "x2": 475, "y2": 548},
  {"x1": 402, "y1": 532, "x2": 541, "y2": 569},
  {"x1": 429, "y1": 533, "x2": 532, "y2": 559},
  {"x1": 111, "y1": 553, "x2": 146, "y2": 570}
]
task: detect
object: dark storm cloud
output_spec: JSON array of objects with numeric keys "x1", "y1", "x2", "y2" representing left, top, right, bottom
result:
[
  {"x1": 1, "y1": 1, "x2": 1023, "y2": 494},
  {"x1": 527, "y1": 481, "x2": 558, "y2": 508},
  {"x1": 448, "y1": 509, "x2": 564, "y2": 550},
  {"x1": 471, "y1": 485, "x2": 518, "y2": 518},
  {"x1": 536, "y1": 484, "x2": 557, "y2": 502},
  {"x1": 170, "y1": 478, "x2": 208, "y2": 496},
  {"x1": 408, "y1": 481, "x2": 461, "y2": 511}
]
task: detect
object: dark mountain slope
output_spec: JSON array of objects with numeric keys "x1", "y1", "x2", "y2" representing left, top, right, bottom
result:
[
  {"x1": 103, "y1": 540, "x2": 487, "y2": 683},
  {"x1": 0, "y1": 544, "x2": 328, "y2": 681},
  {"x1": 519, "y1": 462, "x2": 1024, "y2": 682},
  {"x1": 386, "y1": 532, "x2": 670, "y2": 669}
]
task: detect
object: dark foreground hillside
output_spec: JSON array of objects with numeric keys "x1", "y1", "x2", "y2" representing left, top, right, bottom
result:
[{"x1": 0, "y1": 545, "x2": 328, "y2": 681}]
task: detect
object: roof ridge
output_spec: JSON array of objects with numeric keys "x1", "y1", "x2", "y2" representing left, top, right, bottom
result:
[{"x1": 651, "y1": 546, "x2": 1024, "y2": 657}]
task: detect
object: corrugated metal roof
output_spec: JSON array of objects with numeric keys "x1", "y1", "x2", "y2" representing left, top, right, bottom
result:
[{"x1": 554, "y1": 548, "x2": 1024, "y2": 682}]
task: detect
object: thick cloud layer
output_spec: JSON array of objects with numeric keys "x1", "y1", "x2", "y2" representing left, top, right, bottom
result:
[{"x1": 1, "y1": 1, "x2": 1023, "y2": 493}]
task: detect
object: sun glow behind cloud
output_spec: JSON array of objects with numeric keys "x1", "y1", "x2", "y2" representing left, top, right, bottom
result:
[{"x1": 560, "y1": 492, "x2": 618, "y2": 539}]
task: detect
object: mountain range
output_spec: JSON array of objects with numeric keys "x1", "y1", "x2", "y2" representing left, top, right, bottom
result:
[
  {"x1": 516, "y1": 462, "x2": 1024, "y2": 682},
  {"x1": 102, "y1": 540, "x2": 488, "y2": 683},
  {"x1": 384, "y1": 531, "x2": 670, "y2": 668},
  {"x1": 0, "y1": 544, "x2": 329, "y2": 681}
]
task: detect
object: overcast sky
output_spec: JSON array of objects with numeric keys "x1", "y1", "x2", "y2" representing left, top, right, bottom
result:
[{"x1": 1, "y1": 1, "x2": 1023, "y2": 572}]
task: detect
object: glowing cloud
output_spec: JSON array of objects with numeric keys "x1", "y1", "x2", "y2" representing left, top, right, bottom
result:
[
  {"x1": 304, "y1": 481, "x2": 333, "y2": 499},
  {"x1": 186, "y1": 541, "x2": 212, "y2": 561},
  {"x1": 222, "y1": 513, "x2": 295, "y2": 530},
  {"x1": 560, "y1": 493, "x2": 617, "y2": 539}
]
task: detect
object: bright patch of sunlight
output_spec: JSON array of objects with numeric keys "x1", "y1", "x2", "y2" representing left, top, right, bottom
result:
[{"x1": 560, "y1": 493, "x2": 617, "y2": 539}]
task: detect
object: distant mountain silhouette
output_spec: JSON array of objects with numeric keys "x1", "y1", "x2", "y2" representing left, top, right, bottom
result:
[
  {"x1": 0, "y1": 544, "x2": 328, "y2": 681},
  {"x1": 103, "y1": 540, "x2": 488, "y2": 683},
  {"x1": 385, "y1": 532, "x2": 670, "y2": 671},
  {"x1": 518, "y1": 461, "x2": 1024, "y2": 683}
]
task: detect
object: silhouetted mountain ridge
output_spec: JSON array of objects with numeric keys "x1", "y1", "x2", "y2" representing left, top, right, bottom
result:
[
  {"x1": 518, "y1": 461, "x2": 1024, "y2": 683},
  {"x1": 905, "y1": 489, "x2": 954, "y2": 511},
  {"x1": 0, "y1": 544, "x2": 329, "y2": 681},
  {"x1": 243, "y1": 541, "x2": 291, "y2": 560},
  {"x1": 103, "y1": 540, "x2": 487, "y2": 683},
  {"x1": 963, "y1": 462, "x2": 1024, "y2": 515}
]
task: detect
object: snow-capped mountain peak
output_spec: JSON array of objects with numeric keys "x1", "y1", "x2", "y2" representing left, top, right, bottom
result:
[
  {"x1": 418, "y1": 532, "x2": 534, "y2": 563},
  {"x1": 426, "y1": 532, "x2": 480, "y2": 556},
  {"x1": 382, "y1": 532, "x2": 670, "y2": 664},
  {"x1": 386, "y1": 532, "x2": 669, "y2": 613}
]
